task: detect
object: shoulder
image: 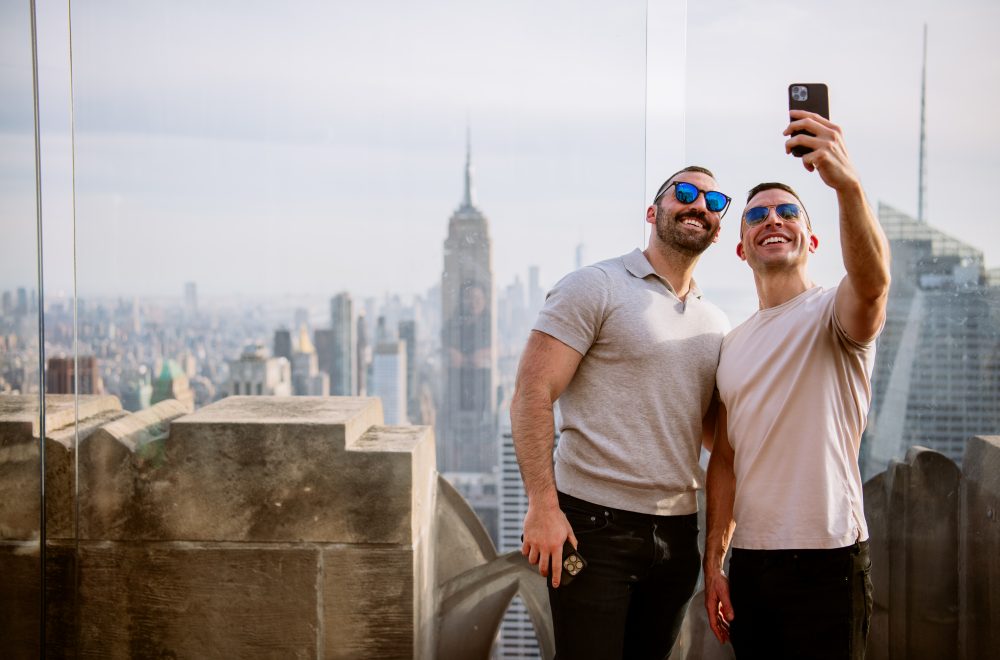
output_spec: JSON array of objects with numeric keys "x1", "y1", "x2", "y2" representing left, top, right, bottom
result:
[{"x1": 693, "y1": 297, "x2": 732, "y2": 334}]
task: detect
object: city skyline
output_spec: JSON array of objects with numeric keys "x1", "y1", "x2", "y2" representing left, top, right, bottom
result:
[{"x1": 3, "y1": 1, "x2": 999, "y2": 304}]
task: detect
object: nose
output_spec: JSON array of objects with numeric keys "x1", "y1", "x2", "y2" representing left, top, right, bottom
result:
[{"x1": 688, "y1": 191, "x2": 709, "y2": 212}]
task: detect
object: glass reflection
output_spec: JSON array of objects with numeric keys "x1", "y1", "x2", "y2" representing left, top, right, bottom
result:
[{"x1": 0, "y1": 0, "x2": 45, "y2": 655}]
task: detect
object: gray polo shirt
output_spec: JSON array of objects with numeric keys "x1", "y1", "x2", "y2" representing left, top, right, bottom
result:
[{"x1": 534, "y1": 248, "x2": 729, "y2": 515}]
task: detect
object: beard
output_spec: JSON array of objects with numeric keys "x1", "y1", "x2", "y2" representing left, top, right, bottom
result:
[{"x1": 655, "y1": 206, "x2": 716, "y2": 257}]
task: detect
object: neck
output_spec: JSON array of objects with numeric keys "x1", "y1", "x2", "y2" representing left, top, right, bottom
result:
[
  {"x1": 644, "y1": 241, "x2": 699, "y2": 299},
  {"x1": 752, "y1": 267, "x2": 814, "y2": 309}
]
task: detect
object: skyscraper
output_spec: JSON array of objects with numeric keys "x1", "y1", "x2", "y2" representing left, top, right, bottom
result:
[
  {"x1": 398, "y1": 319, "x2": 419, "y2": 424},
  {"x1": 273, "y1": 328, "x2": 292, "y2": 362},
  {"x1": 356, "y1": 310, "x2": 370, "y2": 396},
  {"x1": 227, "y1": 343, "x2": 292, "y2": 397},
  {"x1": 440, "y1": 136, "x2": 497, "y2": 473},
  {"x1": 46, "y1": 356, "x2": 104, "y2": 395},
  {"x1": 862, "y1": 203, "x2": 1000, "y2": 477},
  {"x1": 372, "y1": 340, "x2": 407, "y2": 425},
  {"x1": 328, "y1": 292, "x2": 356, "y2": 396},
  {"x1": 497, "y1": 398, "x2": 541, "y2": 658},
  {"x1": 291, "y1": 326, "x2": 329, "y2": 396}
]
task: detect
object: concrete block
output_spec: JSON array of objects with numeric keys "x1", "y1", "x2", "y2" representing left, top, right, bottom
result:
[
  {"x1": 866, "y1": 446, "x2": 960, "y2": 660},
  {"x1": 148, "y1": 397, "x2": 433, "y2": 544},
  {"x1": 0, "y1": 541, "x2": 77, "y2": 660},
  {"x1": 322, "y1": 545, "x2": 414, "y2": 659},
  {"x1": 959, "y1": 435, "x2": 1000, "y2": 660},
  {"x1": 76, "y1": 400, "x2": 191, "y2": 539},
  {"x1": 76, "y1": 542, "x2": 319, "y2": 659},
  {"x1": 0, "y1": 395, "x2": 123, "y2": 540}
]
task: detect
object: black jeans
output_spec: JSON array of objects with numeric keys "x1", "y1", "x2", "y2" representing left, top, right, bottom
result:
[
  {"x1": 729, "y1": 541, "x2": 873, "y2": 660},
  {"x1": 547, "y1": 492, "x2": 701, "y2": 660}
]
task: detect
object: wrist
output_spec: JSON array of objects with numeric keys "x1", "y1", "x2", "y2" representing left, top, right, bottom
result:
[
  {"x1": 528, "y1": 488, "x2": 560, "y2": 510},
  {"x1": 834, "y1": 178, "x2": 864, "y2": 200}
]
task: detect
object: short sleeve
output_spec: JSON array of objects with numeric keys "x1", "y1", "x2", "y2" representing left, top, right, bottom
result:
[
  {"x1": 828, "y1": 286, "x2": 879, "y2": 352},
  {"x1": 532, "y1": 266, "x2": 610, "y2": 356}
]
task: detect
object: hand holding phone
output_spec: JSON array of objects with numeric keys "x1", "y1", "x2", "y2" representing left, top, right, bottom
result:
[{"x1": 788, "y1": 83, "x2": 830, "y2": 157}]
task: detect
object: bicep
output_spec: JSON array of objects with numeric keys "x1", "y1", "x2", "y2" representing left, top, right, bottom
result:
[
  {"x1": 835, "y1": 276, "x2": 887, "y2": 345},
  {"x1": 514, "y1": 330, "x2": 585, "y2": 404}
]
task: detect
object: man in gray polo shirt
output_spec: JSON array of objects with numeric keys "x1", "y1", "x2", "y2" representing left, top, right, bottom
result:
[{"x1": 512, "y1": 166, "x2": 731, "y2": 658}]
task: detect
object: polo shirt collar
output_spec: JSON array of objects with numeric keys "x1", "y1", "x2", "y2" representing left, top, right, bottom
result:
[{"x1": 623, "y1": 248, "x2": 704, "y2": 300}]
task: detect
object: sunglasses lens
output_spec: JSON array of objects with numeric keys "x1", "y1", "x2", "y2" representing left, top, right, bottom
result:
[
  {"x1": 745, "y1": 207, "x2": 769, "y2": 224},
  {"x1": 705, "y1": 192, "x2": 727, "y2": 212},
  {"x1": 777, "y1": 204, "x2": 800, "y2": 220},
  {"x1": 673, "y1": 182, "x2": 698, "y2": 204}
]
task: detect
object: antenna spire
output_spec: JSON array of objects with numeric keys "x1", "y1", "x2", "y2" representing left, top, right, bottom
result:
[
  {"x1": 462, "y1": 124, "x2": 476, "y2": 209},
  {"x1": 918, "y1": 24, "x2": 928, "y2": 223}
]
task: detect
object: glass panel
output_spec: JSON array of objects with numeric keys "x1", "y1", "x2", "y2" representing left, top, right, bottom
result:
[
  {"x1": 687, "y1": 2, "x2": 1000, "y2": 657},
  {"x1": 0, "y1": 0, "x2": 45, "y2": 654},
  {"x1": 684, "y1": 0, "x2": 1000, "y2": 472},
  {"x1": 65, "y1": 1, "x2": 665, "y2": 657}
]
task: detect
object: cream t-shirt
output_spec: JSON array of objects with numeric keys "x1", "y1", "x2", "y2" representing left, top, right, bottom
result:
[{"x1": 717, "y1": 286, "x2": 875, "y2": 549}]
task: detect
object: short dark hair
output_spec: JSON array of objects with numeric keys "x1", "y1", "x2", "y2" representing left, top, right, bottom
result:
[
  {"x1": 742, "y1": 181, "x2": 811, "y2": 233},
  {"x1": 653, "y1": 165, "x2": 716, "y2": 203}
]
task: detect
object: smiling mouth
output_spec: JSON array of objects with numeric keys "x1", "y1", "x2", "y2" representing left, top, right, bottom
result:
[
  {"x1": 681, "y1": 217, "x2": 707, "y2": 230},
  {"x1": 760, "y1": 236, "x2": 789, "y2": 245}
]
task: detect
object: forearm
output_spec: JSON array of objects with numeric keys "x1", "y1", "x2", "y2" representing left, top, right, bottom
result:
[
  {"x1": 510, "y1": 385, "x2": 559, "y2": 509},
  {"x1": 704, "y1": 451, "x2": 736, "y2": 574},
  {"x1": 837, "y1": 181, "x2": 891, "y2": 301}
]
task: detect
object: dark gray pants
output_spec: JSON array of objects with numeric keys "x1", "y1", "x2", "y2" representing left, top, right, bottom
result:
[
  {"x1": 547, "y1": 492, "x2": 701, "y2": 660},
  {"x1": 729, "y1": 541, "x2": 873, "y2": 660}
]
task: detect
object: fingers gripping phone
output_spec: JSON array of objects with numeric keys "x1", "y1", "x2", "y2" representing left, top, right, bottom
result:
[{"x1": 788, "y1": 83, "x2": 829, "y2": 157}]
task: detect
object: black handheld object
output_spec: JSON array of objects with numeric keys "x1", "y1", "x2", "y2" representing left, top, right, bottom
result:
[
  {"x1": 558, "y1": 540, "x2": 586, "y2": 586},
  {"x1": 788, "y1": 83, "x2": 830, "y2": 157}
]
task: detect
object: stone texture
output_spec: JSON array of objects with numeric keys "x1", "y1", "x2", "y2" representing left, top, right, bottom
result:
[
  {"x1": 0, "y1": 540, "x2": 77, "y2": 660},
  {"x1": 76, "y1": 400, "x2": 193, "y2": 539},
  {"x1": 959, "y1": 435, "x2": 1000, "y2": 660},
  {"x1": 0, "y1": 395, "x2": 123, "y2": 540},
  {"x1": 323, "y1": 545, "x2": 414, "y2": 659},
  {"x1": 434, "y1": 474, "x2": 495, "y2": 587},
  {"x1": 865, "y1": 446, "x2": 961, "y2": 660},
  {"x1": 76, "y1": 542, "x2": 319, "y2": 659},
  {"x1": 151, "y1": 396, "x2": 430, "y2": 544}
]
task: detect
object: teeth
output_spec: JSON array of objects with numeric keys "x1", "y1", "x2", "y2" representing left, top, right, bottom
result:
[
  {"x1": 762, "y1": 236, "x2": 788, "y2": 245},
  {"x1": 683, "y1": 219, "x2": 703, "y2": 229}
]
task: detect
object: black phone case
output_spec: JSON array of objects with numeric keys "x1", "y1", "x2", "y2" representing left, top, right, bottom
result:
[
  {"x1": 788, "y1": 83, "x2": 829, "y2": 157},
  {"x1": 558, "y1": 540, "x2": 586, "y2": 586}
]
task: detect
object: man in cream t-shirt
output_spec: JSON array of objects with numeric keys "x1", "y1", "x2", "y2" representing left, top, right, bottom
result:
[{"x1": 704, "y1": 112, "x2": 891, "y2": 659}]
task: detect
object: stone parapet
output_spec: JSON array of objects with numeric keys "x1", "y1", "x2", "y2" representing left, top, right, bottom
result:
[{"x1": 0, "y1": 395, "x2": 441, "y2": 659}]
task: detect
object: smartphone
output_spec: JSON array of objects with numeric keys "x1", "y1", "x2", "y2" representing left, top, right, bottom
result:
[
  {"x1": 788, "y1": 83, "x2": 829, "y2": 157},
  {"x1": 558, "y1": 540, "x2": 586, "y2": 586}
]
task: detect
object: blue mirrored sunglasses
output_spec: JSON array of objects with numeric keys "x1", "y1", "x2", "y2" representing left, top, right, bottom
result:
[
  {"x1": 743, "y1": 203, "x2": 802, "y2": 226},
  {"x1": 656, "y1": 181, "x2": 731, "y2": 216}
]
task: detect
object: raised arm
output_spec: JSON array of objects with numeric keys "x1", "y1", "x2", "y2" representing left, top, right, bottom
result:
[
  {"x1": 785, "y1": 110, "x2": 891, "y2": 343},
  {"x1": 510, "y1": 329, "x2": 584, "y2": 587},
  {"x1": 703, "y1": 401, "x2": 736, "y2": 644}
]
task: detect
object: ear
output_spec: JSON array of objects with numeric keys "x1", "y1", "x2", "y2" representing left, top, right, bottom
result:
[
  {"x1": 736, "y1": 241, "x2": 746, "y2": 261},
  {"x1": 808, "y1": 233, "x2": 819, "y2": 253},
  {"x1": 646, "y1": 205, "x2": 657, "y2": 225},
  {"x1": 711, "y1": 226, "x2": 721, "y2": 244}
]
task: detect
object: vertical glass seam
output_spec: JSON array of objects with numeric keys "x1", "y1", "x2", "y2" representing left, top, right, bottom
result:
[
  {"x1": 28, "y1": 0, "x2": 48, "y2": 652},
  {"x1": 68, "y1": 0, "x2": 81, "y2": 654}
]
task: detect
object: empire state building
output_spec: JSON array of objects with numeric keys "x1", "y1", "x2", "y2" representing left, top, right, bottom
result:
[{"x1": 439, "y1": 139, "x2": 497, "y2": 473}]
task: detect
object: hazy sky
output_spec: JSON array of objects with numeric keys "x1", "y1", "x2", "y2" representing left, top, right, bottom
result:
[{"x1": 2, "y1": 0, "x2": 998, "y2": 307}]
